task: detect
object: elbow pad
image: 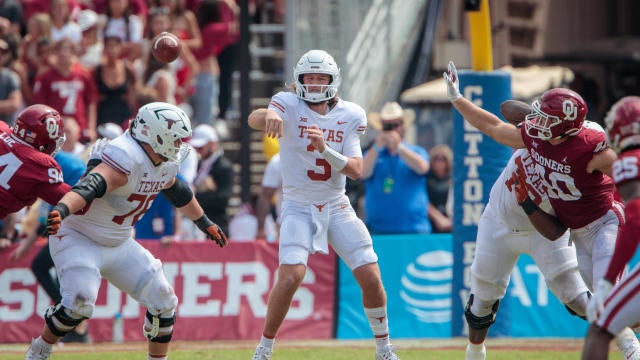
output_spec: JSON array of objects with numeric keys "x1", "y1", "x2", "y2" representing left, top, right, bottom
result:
[
  {"x1": 72, "y1": 172, "x2": 107, "y2": 203},
  {"x1": 161, "y1": 178, "x2": 193, "y2": 208}
]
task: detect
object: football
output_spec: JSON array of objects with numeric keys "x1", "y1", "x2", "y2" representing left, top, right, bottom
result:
[
  {"x1": 500, "y1": 99, "x2": 531, "y2": 126},
  {"x1": 151, "y1": 31, "x2": 182, "y2": 63}
]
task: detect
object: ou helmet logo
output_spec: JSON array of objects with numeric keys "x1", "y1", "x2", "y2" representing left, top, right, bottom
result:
[
  {"x1": 562, "y1": 100, "x2": 578, "y2": 121},
  {"x1": 45, "y1": 117, "x2": 60, "y2": 139}
]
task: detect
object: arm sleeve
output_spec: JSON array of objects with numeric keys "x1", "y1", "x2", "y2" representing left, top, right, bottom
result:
[{"x1": 605, "y1": 198, "x2": 640, "y2": 282}]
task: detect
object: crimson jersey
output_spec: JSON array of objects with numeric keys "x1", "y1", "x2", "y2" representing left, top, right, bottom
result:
[
  {"x1": 0, "y1": 123, "x2": 70, "y2": 217},
  {"x1": 32, "y1": 64, "x2": 97, "y2": 137},
  {"x1": 520, "y1": 121, "x2": 615, "y2": 229},
  {"x1": 605, "y1": 148, "x2": 640, "y2": 280}
]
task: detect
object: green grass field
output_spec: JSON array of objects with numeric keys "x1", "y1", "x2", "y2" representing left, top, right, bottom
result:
[{"x1": 1, "y1": 338, "x2": 623, "y2": 359}]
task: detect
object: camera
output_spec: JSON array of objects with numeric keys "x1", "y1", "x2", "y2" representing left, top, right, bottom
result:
[{"x1": 383, "y1": 122, "x2": 399, "y2": 131}]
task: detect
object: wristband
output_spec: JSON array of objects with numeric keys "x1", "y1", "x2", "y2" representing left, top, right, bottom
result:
[
  {"x1": 519, "y1": 197, "x2": 538, "y2": 215},
  {"x1": 321, "y1": 146, "x2": 348, "y2": 170},
  {"x1": 193, "y1": 214, "x2": 213, "y2": 232},
  {"x1": 53, "y1": 203, "x2": 70, "y2": 220}
]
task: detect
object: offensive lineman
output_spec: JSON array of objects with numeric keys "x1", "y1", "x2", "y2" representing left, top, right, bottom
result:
[
  {"x1": 444, "y1": 61, "x2": 640, "y2": 359},
  {"x1": 25, "y1": 102, "x2": 228, "y2": 360},
  {"x1": 464, "y1": 147, "x2": 591, "y2": 360},
  {"x1": 248, "y1": 49, "x2": 399, "y2": 360}
]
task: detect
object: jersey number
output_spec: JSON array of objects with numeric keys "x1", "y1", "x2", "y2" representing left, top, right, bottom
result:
[
  {"x1": 112, "y1": 193, "x2": 157, "y2": 225},
  {"x1": 306, "y1": 144, "x2": 331, "y2": 181},
  {"x1": 612, "y1": 157, "x2": 639, "y2": 183},
  {"x1": 0, "y1": 152, "x2": 23, "y2": 190}
]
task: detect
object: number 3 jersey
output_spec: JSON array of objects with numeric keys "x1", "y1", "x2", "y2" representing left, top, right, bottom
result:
[
  {"x1": 0, "y1": 122, "x2": 69, "y2": 217},
  {"x1": 268, "y1": 92, "x2": 366, "y2": 204},
  {"x1": 520, "y1": 121, "x2": 615, "y2": 229},
  {"x1": 63, "y1": 131, "x2": 182, "y2": 246}
]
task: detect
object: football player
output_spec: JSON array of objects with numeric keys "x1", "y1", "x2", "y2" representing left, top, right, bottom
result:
[
  {"x1": 464, "y1": 148, "x2": 591, "y2": 360},
  {"x1": 248, "y1": 50, "x2": 399, "y2": 360},
  {"x1": 0, "y1": 104, "x2": 69, "y2": 222},
  {"x1": 444, "y1": 61, "x2": 640, "y2": 360},
  {"x1": 582, "y1": 96, "x2": 640, "y2": 359},
  {"x1": 25, "y1": 102, "x2": 228, "y2": 360}
]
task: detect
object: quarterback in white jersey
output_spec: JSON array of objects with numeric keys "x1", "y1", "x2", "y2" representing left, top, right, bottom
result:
[
  {"x1": 248, "y1": 50, "x2": 398, "y2": 360},
  {"x1": 465, "y1": 149, "x2": 590, "y2": 360},
  {"x1": 25, "y1": 103, "x2": 228, "y2": 360}
]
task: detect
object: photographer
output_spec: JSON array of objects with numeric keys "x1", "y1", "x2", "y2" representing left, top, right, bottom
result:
[{"x1": 362, "y1": 101, "x2": 431, "y2": 234}]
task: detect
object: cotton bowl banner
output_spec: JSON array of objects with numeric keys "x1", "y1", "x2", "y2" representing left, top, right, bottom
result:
[
  {"x1": 451, "y1": 70, "x2": 512, "y2": 337},
  {"x1": 0, "y1": 241, "x2": 336, "y2": 343}
]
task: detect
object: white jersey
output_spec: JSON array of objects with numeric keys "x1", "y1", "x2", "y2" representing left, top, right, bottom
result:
[
  {"x1": 268, "y1": 92, "x2": 366, "y2": 204},
  {"x1": 488, "y1": 149, "x2": 556, "y2": 231},
  {"x1": 63, "y1": 131, "x2": 183, "y2": 246}
]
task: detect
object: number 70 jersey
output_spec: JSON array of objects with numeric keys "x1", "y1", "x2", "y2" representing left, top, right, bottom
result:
[
  {"x1": 268, "y1": 92, "x2": 367, "y2": 204},
  {"x1": 63, "y1": 131, "x2": 181, "y2": 246}
]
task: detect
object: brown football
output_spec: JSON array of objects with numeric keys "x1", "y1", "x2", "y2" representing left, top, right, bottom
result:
[
  {"x1": 151, "y1": 32, "x2": 182, "y2": 63},
  {"x1": 500, "y1": 99, "x2": 531, "y2": 126}
]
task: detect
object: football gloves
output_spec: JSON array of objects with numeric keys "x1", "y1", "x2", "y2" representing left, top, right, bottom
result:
[
  {"x1": 46, "y1": 203, "x2": 70, "y2": 235},
  {"x1": 443, "y1": 61, "x2": 462, "y2": 102},
  {"x1": 587, "y1": 279, "x2": 613, "y2": 323},
  {"x1": 194, "y1": 215, "x2": 228, "y2": 247}
]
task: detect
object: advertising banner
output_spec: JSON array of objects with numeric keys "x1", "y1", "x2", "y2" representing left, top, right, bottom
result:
[
  {"x1": 336, "y1": 234, "x2": 453, "y2": 339},
  {"x1": 0, "y1": 240, "x2": 336, "y2": 343},
  {"x1": 451, "y1": 71, "x2": 513, "y2": 337}
]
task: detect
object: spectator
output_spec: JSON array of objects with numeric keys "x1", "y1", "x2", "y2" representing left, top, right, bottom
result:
[
  {"x1": 153, "y1": 0, "x2": 202, "y2": 105},
  {"x1": 21, "y1": 13, "x2": 51, "y2": 104},
  {"x1": 189, "y1": 123, "x2": 234, "y2": 234},
  {"x1": 100, "y1": 0, "x2": 144, "y2": 61},
  {"x1": 49, "y1": 0, "x2": 81, "y2": 44},
  {"x1": 95, "y1": 34, "x2": 135, "y2": 126},
  {"x1": 140, "y1": 7, "x2": 196, "y2": 106},
  {"x1": 427, "y1": 144, "x2": 453, "y2": 233},
  {"x1": 61, "y1": 116, "x2": 86, "y2": 156},
  {"x1": 77, "y1": 9, "x2": 103, "y2": 70},
  {"x1": 0, "y1": 0, "x2": 24, "y2": 36},
  {"x1": 216, "y1": 0, "x2": 239, "y2": 122},
  {"x1": 32, "y1": 38, "x2": 98, "y2": 142},
  {"x1": 0, "y1": 38, "x2": 22, "y2": 124},
  {"x1": 229, "y1": 193, "x2": 259, "y2": 241},
  {"x1": 190, "y1": 0, "x2": 227, "y2": 129},
  {"x1": 255, "y1": 152, "x2": 281, "y2": 241},
  {"x1": 362, "y1": 101, "x2": 431, "y2": 234}
]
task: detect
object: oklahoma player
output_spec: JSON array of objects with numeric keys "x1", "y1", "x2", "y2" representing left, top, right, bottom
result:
[
  {"x1": 248, "y1": 49, "x2": 399, "y2": 360},
  {"x1": 583, "y1": 96, "x2": 640, "y2": 359},
  {"x1": 443, "y1": 61, "x2": 640, "y2": 360},
  {"x1": 0, "y1": 104, "x2": 69, "y2": 218}
]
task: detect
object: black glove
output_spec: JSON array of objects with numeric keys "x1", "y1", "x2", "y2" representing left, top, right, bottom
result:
[{"x1": 194, "y1": 215, "x2": 228, "y2": 247}]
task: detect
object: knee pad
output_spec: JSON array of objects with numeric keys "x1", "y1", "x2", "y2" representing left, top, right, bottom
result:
[
  {"x1": 44, "y1": 303, "x2": 87, "y2": 337},
  {"x1": 143, "y1": 310, "x2": 176, "y2": 343},
  {"x1": 465, "y1": 294, "x2": 500, "y2": 330}
]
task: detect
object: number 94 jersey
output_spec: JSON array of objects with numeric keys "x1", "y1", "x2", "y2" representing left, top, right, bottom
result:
[
  {"x1": 269, "y1": 92, "x2": 366, "y2": 204},
  {"x1": 0, "y1": 122, "x2": 69, "y2": 217},
  {"x1": 63, "y1": 131, "x2": 182, "y2": 246}
]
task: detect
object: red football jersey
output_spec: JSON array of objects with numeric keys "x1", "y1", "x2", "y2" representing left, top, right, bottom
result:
[
  {"x1": 32, "y1": 64, "x2": 97, "y2": 138},
  {"x1": 0, "y1": 123, "x2": 70, "y2": 217},
  {"x1": 521, "y1": 123, "x2": 615, "y2": 229},
  {"x1": 605, "y1": 148, "x2": 640, "y2": 280}
]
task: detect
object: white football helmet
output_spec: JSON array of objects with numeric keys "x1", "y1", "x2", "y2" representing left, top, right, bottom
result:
[
  {"x1": 293, "y1": 49, "x2": 341, "y2": 103},
  {"x1": 130, "y1": 102, "x2": 192, "y2": 161}
]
